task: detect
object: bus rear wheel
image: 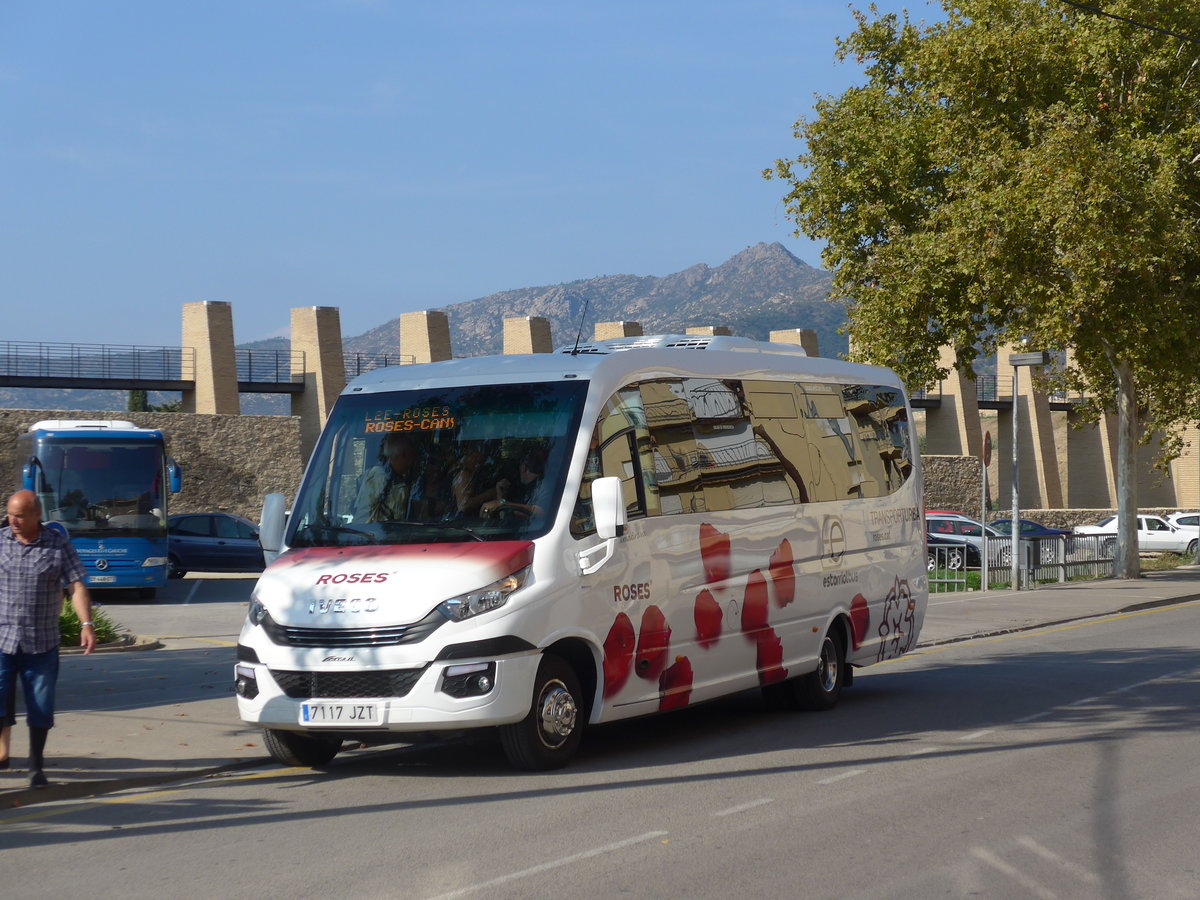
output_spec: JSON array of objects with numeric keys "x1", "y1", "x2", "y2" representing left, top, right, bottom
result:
[
  {"x1": 792, "y1": 628, "x2": 846, "y2": 711},
  {"x1": 499, "y1": 654, "x2": 584, "y2": 771},
  {"x1": 263, "y1": 728, "x2": 342, "y2": 767}
]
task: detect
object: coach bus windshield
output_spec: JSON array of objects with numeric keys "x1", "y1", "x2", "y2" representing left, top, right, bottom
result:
[
  {"x1": 288, "y1": 381, "x2": 588, "y2": 547},
  {"x1": 34, "y1": 439, "x2": 167, "y2": 538}
]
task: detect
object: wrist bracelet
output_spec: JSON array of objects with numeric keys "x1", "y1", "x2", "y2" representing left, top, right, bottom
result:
[{"x1": 81, "y1": 621, "x2": 94, "y2": 627}]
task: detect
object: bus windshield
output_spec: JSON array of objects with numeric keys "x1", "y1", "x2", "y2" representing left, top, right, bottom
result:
[
  {"x1": 35, "y1": 439, "x2": 167, "y2": 538},
  {"x1": 288, "y1": 380, "x2": 588, "y2": 547}
]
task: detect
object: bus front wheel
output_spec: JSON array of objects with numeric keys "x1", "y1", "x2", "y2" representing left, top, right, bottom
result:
[
  {"x1": 263, "y1": 728, "x2": 342, "y2": 768},
  {"x1": 499, "y1": 655, "x2": 584, "y2": 771}
]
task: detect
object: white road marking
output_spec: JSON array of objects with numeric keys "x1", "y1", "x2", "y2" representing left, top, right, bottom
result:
[
  {"x1": 971, "y1": 847, "x2": 1058, "y2": 899},
  {"x1": 185, "y1": 579, "x2": 203, "y2": 605},
  {"x1": 958, "y1": 729, "x2": 994, "y2": 741},
  {"x1": 817, "y1": 769, "x2": 865, "y2": 785},
  {"x1": 1016, "y1": 836, "x2": 1101, "y2": 885},
  {"x1": 714, "y1": 798, "x2": 775, "y2": 817},
  {"x1": 424, "y1": 831, "x2": 670, "y2": 900},
  {"x1": 906, "y1": 746, "x2": 941, "y2": 756}
]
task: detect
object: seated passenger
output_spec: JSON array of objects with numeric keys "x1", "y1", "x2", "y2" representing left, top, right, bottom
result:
[
  {"x1": 354, "y1": 433, "x2": 419, "y2": 522},
  {"x1": 451, "y1": 445, "x2": 496, "y2": 517},
  {"x1": 480, "y1": 449, "x2": 548, "y2": 522}
]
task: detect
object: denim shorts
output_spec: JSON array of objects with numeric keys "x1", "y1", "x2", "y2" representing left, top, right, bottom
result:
[{"x1": 0, "y1": 648, "x2": 60, "y2": 730}]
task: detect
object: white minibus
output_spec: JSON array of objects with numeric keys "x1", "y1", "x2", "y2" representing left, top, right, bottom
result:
[{"x1": 236, "y1": 334, "x2": 927, "y2": 770}]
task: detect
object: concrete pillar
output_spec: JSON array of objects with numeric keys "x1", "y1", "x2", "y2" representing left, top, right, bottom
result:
[
  {"x1": 769, "y1": 328, "x2": 819, "y2": 357},
  {"x1": 181, "y1": 301, "x2": 239, "y2": 415},
  {"x1": 923, "y1": 345, "x2": 983, "y2": 458},
  {"x1": 290, "y1": 306, "x2": 346, "y2": 460},
  {"x1": 1169, "y1": 426, "x2": 1200, "y2": 508},
  {"x1": 399, "y1": 310, "x2": 452, "y2": 364},
  {"x1": 503, "y1": 316, "x2": 553, "y2": 354},
  {"x1": 686, "y1": 326, "x2": 733, "y2": 337},
  {"x1": 594, "y1": 321, "x2": 643, "y2": 340}
]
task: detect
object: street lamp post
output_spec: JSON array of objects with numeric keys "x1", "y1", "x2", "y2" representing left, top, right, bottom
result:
[{"x1": 1008, "y1": 350, "x2": 1051, "y2": 591}]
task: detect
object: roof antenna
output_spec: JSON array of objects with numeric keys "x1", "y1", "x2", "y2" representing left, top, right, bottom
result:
[{"x1": 570, "y1": 294, "x2": 592, "y2": 356}]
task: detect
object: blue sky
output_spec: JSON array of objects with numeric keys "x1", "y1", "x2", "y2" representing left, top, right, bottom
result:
[{"x1": 2, "y1": 0, "x2": 918, "y2": 347}]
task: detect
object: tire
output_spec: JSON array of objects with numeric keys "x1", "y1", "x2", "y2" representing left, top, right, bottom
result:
[
  {"x1": 926, "y1": 551, "x2": 937, "y2": 572},
  {"x1": 263, "y1": 728, "x2": 342, "y2": 767},
  {"x1": 790, "y1": 628, "x2": 847, "y2": 712},
  {"x1": 499, "y1": 654, "x2": 585, "y2": 771},
  {"x1": 1187, "y1": 540, "x2": 1198, "y2": 557},
  {"x1": 946, "y1": 548, "x2": 964, "y2": 570},
  {"x1": 168, "y1": 556, "x2": 187, "y2": 579}
]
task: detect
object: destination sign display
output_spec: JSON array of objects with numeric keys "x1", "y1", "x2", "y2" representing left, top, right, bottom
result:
[{"x1": 364, "y1": 405, "x2": 456, "y2": 433}]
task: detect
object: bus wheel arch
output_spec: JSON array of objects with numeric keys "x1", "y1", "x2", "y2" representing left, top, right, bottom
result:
[{"x1": 499, "y1": 644, "x2": 592, "y2": 771}]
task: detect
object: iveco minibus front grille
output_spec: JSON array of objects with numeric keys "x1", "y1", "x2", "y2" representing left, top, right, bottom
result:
[
  {"x1": 270, "y1": 667, "x2": 425, "y2": 698},
  {"x1": 261, "y1": 608, "x2": 445, "y2": 647}
]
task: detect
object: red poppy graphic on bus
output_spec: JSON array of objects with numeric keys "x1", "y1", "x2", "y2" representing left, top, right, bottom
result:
[
  {"x1": 602, "y1": 612, "x2": 636, "y2": 697},
  {"x1": 768, "y1": 539, "x2": 796, "y2": 608},
  {"x1": 700, "y1": 523, "x2": 731, "y2": 585},
  {"x1": 694, "y1": 589, "x2": 723, "y2": 648},
  {"x1": 635, "y1": 605, "x2": 673, "y2": 680},
  {"x1": 659, "y1": 656, "x2": 694, "y2": 711},
  {"x1": 849, "y1": 592, "x2": 870, "y2": 651},
  {"x1": 755, "y1": 628, "x2": 788, "y2": 685},
  {"x1": 741, "y1": 569, "x2": 770, "y2": 637}
]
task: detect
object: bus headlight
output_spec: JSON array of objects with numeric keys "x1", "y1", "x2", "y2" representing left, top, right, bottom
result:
[
  {"x1": 142, "y1": 557, "x2": 168, "y2": 568},
  {"x1": 437, "y1": 566, "x2": 529, "y2": 622}
]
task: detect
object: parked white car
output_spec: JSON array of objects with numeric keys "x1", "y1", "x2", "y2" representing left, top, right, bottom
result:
[
  {"x1": 1074, "y1": 515, "x2": 1197, "y2": 555},
  {"x1": 1166, "y1": 511, "x2": 1200, "y2": 531}
]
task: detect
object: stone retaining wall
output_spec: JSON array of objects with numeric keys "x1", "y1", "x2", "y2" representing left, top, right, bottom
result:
[{"x1": 0, "y1": 409, "x2": 303, "y2": 521}]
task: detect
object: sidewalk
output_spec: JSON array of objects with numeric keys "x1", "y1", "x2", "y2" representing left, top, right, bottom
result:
[{"x1": 4, "y1": 567, "x2": 1199, "y2": 807}]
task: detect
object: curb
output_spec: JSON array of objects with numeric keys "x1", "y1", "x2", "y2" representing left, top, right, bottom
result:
[
  {"x1": 916, "y1": 592, "x2": 1200, "y2": 648},
  {"x1": 61, "y1": 636, "x2": 162, "y2": 655}
]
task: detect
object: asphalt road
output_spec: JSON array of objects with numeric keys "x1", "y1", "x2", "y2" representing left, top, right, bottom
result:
[{"x1": 3, "y1": 593, "x2": 1197, "y2": 900}]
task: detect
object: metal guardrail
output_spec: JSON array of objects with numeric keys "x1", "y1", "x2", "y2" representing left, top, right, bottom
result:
[
  {"x1": 0, "y1": 340, "x2": 305, "y2": 389},
  {"x1": 235, "y1": 348, "x2": 305, "y2": 384},
  {"x1": 0, "y1": 340, "x2": 195, "y2": 382},
  {"x1": 345, "y1": 353, "x2": 413, "y2": 379}
]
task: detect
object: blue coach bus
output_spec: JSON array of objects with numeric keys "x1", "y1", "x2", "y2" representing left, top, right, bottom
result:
[{"x1": 18, "y1": 420, "x2": 182, "y2": 598}]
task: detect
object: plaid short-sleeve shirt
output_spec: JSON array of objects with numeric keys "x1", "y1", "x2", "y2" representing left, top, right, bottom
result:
[{"x1": 0, "y1": 524, "x2": 87, "y2": 655}]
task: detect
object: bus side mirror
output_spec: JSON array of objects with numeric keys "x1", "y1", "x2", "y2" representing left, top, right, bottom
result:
[
  {"x1": 259, "y1": 493, "x2": 288, "y2": 557},
  {"x1": 592, "y1": 476, "x2": 626, "y2": 540},
  {"x1": 168, "y1": 459, "x2": 183, "y2": 493},
  {"x1": 21, "y1": 456, "x2": 41, "y2": 491}
]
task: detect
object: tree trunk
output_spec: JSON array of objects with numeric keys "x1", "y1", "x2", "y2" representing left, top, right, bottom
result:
[{"x1": 1113, "y1": 359, "x2": 1140, "y2": 579}]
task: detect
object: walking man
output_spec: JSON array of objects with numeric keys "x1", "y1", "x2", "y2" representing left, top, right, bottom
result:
[{"x1": 0, "y1": 489, "x2": 95, "y2": 789}]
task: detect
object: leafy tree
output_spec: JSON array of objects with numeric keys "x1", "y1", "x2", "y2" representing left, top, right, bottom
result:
[
  {"x1": 127, "y1": 389, "x2": 149, "y2": 412},
  {"x1": 767, "y1": 0, "x2": 1200, "y2": 577}
]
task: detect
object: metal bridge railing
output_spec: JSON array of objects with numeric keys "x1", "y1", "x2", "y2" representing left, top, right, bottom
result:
[
  {"x1": 0, "y1": 341, "x2": 195, "y2": 381},
  {"x1": 345, "y1": 353, "x2": 413, "y2": 379},
  {"x1": 235, "y1": 348, "x2": 305, "y2": 384}
]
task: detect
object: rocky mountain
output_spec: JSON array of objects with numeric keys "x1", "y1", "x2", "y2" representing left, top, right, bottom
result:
[
  {"x1": 2, "y1": 243, "x2": 844, "y2": 413},
  {"x1": 343, "y1": 241, "x2": 841, "y2": 359}
]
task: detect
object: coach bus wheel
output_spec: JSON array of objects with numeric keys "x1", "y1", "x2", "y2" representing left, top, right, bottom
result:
[
  {"x1": 263, "y1": 728, "x2": 342, "y2": 767},
  {"x1": 500, "y1": 654, "x2": 584, "y2": 771},
  {"x1": 792, "y1": 628, "x2": 846, "y2": 712}
]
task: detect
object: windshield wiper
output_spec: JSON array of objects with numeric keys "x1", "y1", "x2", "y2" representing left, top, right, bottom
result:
[
  {"x1": 296, "y1": 523, "x2": 378, "y2": 546},
  {"x1": 377, "y1": 520, "x2": 485, "y2": 542}
]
